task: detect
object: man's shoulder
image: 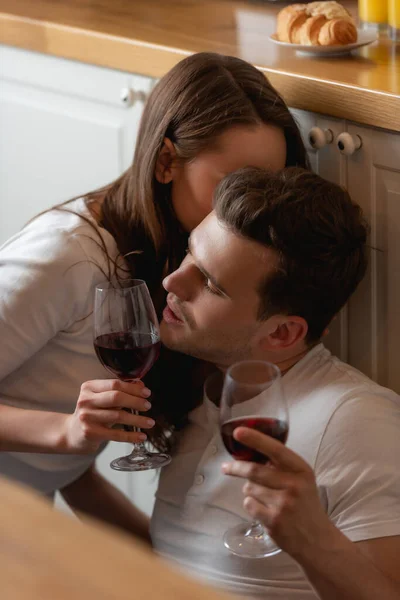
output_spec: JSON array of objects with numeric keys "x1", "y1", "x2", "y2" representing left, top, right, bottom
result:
[
  {"x1": 286, "y1": 345, "x2": 399, "y2": 466},
  {"x1": 289, "y1": 344, "x2": 399, "y2": 406},
  {"x1": 313, "y1": 352, "x2": 400, "y2": 464}
]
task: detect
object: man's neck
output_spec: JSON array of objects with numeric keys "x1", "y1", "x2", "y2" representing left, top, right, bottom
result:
[
  {"x1": 276, "y1": 346, "x2": 315, "y2": 376},
  {"x1": 215, "y1": 343, "x2": 319, "y2": 377}
]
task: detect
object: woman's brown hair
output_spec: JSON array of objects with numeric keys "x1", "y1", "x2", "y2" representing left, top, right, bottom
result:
[
  {"x1": 96, "y1": 52, "x2": 309, "y2": 295},
  {"x1": 62, "y1": 53, "x2": 309, "y2": 451}
]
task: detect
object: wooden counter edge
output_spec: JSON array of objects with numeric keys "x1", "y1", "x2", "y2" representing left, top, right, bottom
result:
[
  {"x1": 0, "y1": 12, "x2": 399, "y2": 133},
  {"x1": 0, "y1": 476, "x2": 233, "y2": 600}
]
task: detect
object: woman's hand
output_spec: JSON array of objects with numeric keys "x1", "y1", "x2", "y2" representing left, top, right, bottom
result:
[{"x1": 61, "y1": 379, "x2": 155, "y2": 454}]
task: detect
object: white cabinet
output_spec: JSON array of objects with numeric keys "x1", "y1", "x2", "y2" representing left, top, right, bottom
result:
[
  {"x1": 292, "y1": 110, "x2": 349, "y2": 363},
  {"x1": 0, "y1": 45, "x2": 154, "y2": 244},
  {"x1": 346, "y1": 124, "x2": 400, "y2": 392},
  {"x1": 0, "y1": 44, "x2": 156, "y2": 508},
  {"x1": 293, "y1": 110, "x2": 400, "y2": 394}
]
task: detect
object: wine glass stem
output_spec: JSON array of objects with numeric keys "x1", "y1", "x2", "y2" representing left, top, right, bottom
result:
[
  {"x1": 246, "y1": 520, "x2": 266, "y2": 539},
  {"x1": 131, "y1": 409, "x2": 147, "y2": 454},
  {"x1": 123, "y1": 379, "x2": 148, "y2": 455}
]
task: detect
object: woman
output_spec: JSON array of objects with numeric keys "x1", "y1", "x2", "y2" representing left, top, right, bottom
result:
[{"x1": 0, "y1": 52, "x2": 308, "y2": 537}]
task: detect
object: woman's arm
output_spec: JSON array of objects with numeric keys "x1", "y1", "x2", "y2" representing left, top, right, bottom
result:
[
  {"x1": 0, "y1": 379, "x2": 154, "y2": 454},
  {"x1": 0, "y1": 405, "x2": 69, "y2": 453},
  {"x1": 0, "y1": 229, "x2": 153, "y2": 454},
  {"x1": 60, "y1": 466, "x2": 151, "y2": 544}
]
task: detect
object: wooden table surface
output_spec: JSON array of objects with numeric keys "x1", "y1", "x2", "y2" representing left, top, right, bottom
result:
[
  {"x1": 0, "y1": 0, "x2": 399, "y2": 130},
  {"x1": 0, "y1": 476, "x2": 233, "y2": 600}
]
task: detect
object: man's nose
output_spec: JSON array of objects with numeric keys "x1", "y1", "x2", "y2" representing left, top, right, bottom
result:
[{"x1": 163, "y1": 262, "x2": 197, "y2": 302}]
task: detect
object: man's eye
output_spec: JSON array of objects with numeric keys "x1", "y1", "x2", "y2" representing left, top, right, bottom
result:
[{"x1": 204, "y1": 280, "x2": 219, "y2": 295}]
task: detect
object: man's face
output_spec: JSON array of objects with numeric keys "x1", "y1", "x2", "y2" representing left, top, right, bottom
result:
[{"x1": 160, "y1": 214, "x2": 278, "y2": 367}]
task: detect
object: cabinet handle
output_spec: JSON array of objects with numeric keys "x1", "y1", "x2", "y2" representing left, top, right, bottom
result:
[
  {"x1": 120, "y1": 87, "x2": 148, "y2": 108},
  {"x1": 308, "y1": 127, "x2": 334, "y2": 150},
  {"x1": 336, "y1": 132, "x2": 362, "y2": 156}
]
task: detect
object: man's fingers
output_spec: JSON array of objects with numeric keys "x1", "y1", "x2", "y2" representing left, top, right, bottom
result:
[
  {"x1": 243, "y1": 496, "x2": 275, "y2": 530},
  {"x1": 243, "y1": 480, "x2": 284, "y2": 502},
  {"x1": 222, "y1": 460, "x2": 290, "y2": 489},
  {"x1": 233, "y1": 427, "x2": 308, "y2": 472}
]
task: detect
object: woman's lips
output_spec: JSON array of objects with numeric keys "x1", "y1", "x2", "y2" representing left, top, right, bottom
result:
[{"x1": 162, "y1": 303, "x2": 184, "y2": 325}]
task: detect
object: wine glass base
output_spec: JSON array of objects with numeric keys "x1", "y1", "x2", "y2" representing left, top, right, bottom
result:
[
  {"x1": 223, "y1": 522, "x2": 282, "y2": 558},
  {"x1": 110, "y1": 452, "x2": 171, "y2": 472}
]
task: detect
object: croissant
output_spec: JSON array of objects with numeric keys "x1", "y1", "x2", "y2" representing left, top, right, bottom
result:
[
  {"x1": 275, "y1": 1, "x2": 358, "y2": 46},
  {"x1": 290, "y1": 12, "x2": 310, "y2": 44},
  {"x1": 306, "y1": 1, "x2": 353, "y2": 21},
  {"x1": 276, "y1": 5, "x2": 308, "y2": 43},
  {"x1": 298, "y1": 15, "x2": 327, "y2": 46},
  {"x1": 318, "y1": 18, "x2": 357, "y2": 46}
]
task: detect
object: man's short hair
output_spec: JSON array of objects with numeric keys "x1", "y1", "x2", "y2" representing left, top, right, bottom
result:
[{"x1": 214, "y1": 167, "x2": 368, "y2": 343}]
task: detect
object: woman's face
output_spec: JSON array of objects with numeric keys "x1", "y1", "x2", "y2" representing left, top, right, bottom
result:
[{"x1": 169, "y1": 124, "x2": 287, "y2": 233}]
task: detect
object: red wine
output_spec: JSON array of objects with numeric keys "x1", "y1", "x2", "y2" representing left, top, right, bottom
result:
[
  {"x1": 221, "y1": 417, "x2": 289, "y2": 464},
  {"x1": 94, "y1": 332, "x2": 160, "y2": 380}
]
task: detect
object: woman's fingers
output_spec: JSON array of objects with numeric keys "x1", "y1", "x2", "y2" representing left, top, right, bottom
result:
[
  {"x1": 81, "y1": 389, "x2": 152, "y2": 412},
  {"x1": 81, "y1": 379, "x2": 151, "y2": 398},
  {"x1": 78, "y1": 380, "x2": 153, "y2": 413},
  {"x1": 82, "y1": 423, "x2": 148, "y2": 444},
  {"x1": 71, "y1": 379, "x2": 156, "y2": 451},
  {"x1": 80, "y1": 408, "x2": 155, "y2": 429}
]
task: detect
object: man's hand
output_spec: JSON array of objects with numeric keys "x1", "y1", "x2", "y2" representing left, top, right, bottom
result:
[
  {"x1": 222, "y1": 427, "x2": 400, "y2": 600},
  {"x1": 221, "y1": 426, "x2": 338, "y2": 559}
]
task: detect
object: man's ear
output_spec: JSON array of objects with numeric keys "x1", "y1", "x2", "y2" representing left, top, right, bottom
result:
[
  {"x1": 259, "y1": 315, "x2": 308, "y2": 351},
  {"x1": 155, "y1": 138, "x2": 177, "y2": 184}
]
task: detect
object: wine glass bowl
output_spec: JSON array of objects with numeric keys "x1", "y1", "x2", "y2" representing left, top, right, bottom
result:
[
  {"x1": 219, "y1": 360, "x2": 288, "y2": 558},
  {"x1": 93, "y1": 279, "x2": 171, "y2": 471},
  {"x1": 94, "y1": 332, "x2": 161, "y2": 382}
]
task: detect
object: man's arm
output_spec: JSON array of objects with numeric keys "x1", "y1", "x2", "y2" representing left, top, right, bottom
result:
[
  {"x1": 222, "y1": 427, "x2": 400, "y2": 600},
  {"x1": 296, "y1": 532, "x2": 400, "y2": 600},
  {"x1": 60, "y1": 466, "x2": 151, "y2": 545}
]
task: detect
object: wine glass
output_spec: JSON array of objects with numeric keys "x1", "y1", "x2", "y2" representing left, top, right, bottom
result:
[
  {"x1": 93, "y1": 278, "x2": 171, "y2": 471},
  {"x1": 220, "y1": 360, "x2": 289, "y2": 558}
]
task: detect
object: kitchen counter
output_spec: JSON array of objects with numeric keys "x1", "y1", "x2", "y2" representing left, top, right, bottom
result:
[
  {"x1": 0, "y1": 0, "x2": 399, "y2": 131},
  {"x1": 0, "y1": 477, "x2": 233, "y2": 600}
]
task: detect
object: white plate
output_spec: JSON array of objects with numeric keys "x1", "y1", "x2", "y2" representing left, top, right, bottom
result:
[{"x1": 269, "y1": 29, "x2": 377, "y2": 57}]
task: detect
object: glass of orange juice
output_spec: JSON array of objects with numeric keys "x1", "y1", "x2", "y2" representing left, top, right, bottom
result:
[
  {"x1": 389, "y1": 0, "x2": 400, "y2": 41},
  {"x1": 358, "y1": 0, "x2": 388, "y2": 31}
]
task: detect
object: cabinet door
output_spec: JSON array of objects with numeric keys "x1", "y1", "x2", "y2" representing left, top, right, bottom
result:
[
  {"x1": 0, "y1": 45, "x2": 154, "y2": 244},
  {"x1": 0, "y1": 45, "x2": 155, "y2": 503},
  {"x1": 290, "y1": 110, "x2": 348, "y2": 361},
  {"x1": 346, "y1": 123, "x2": 400, "y2": 393}
]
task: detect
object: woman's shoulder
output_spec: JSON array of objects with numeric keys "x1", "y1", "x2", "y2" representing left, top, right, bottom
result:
[{"x1": 0, "y1": 198, "x2": 119, "y2": 274}]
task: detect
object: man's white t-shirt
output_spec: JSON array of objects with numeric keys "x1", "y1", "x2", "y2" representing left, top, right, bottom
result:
[
  {"x1": 151, "y1": 344, "x2": 400, "y2": 599},
  {"x1": 0, "y1": 199, "x2": 119, "y2": 494}
]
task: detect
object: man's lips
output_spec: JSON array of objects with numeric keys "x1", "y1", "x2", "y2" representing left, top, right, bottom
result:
[{"x1": 162, "y1": 299, "x2": 185, "y2": 324}]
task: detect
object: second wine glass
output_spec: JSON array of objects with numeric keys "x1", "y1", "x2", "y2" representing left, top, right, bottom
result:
[
  {"x1": 220, "y1": 360, "x2": 289, "y2": 558},
  {"x1": 93, "y1": 278, "x2": 171, "y2": 471}
]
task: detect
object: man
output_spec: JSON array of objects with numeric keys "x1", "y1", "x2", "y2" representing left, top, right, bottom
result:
[{"x1": 151, "y1": 167, "x2": 400, "y2": 600}]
